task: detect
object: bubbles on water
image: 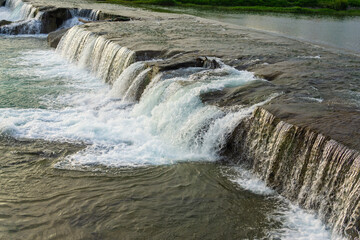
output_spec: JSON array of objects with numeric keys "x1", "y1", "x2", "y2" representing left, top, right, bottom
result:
[
  {"x1": 0, "y1": 118, "x2": 19, "y2": 137},
  {"x1": 0, "y1": 46, "x2": 281, "y2": 169},
  {"x1": 226, "y1": 166, "x2": 275, "y2": 195},
  {"x1": 223, "y1": 166, "x2": 340, "y2": 240}
]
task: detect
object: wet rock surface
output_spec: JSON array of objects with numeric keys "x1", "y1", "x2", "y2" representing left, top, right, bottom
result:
[
  {"x1": 0, "y1": 20, "x2": 11, "y2": 26},
  {"x1": 47, "y1": 27, "x2": 69, "y2": 48}
]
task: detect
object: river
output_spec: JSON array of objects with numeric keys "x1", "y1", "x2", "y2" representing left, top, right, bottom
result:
[
  {"x1": 0, "y1": 1, "x2": 352, "y2": 239},
  {"x1": 155, "y1": 6, "x2": 360, "y2": 54}
]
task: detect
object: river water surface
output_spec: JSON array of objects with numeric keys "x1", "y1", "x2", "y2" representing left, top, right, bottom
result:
[
  {"x1": 155, "y1": 6, "x2": 360, "y2": 54},
  {"x1": 0, "y1": 3, "x2": 347, "y2": 239}
]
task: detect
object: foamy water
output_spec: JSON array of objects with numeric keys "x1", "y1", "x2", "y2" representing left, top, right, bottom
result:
[
  {"x1": 224, "y1": 166, "x2": 344, "y2": 240},
  {"x1": 0, "y1": 48, "x2": 271, "y2": 169},
  {"x1": 0, "y1": 3, "x2": 344, "y2": 234}
]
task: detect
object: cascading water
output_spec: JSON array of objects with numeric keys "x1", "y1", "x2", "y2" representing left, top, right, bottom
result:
[
  {"x1": 0, "y1": 0, "x2": 102, "y2": 35},
  {"x1": 57, "y1": 26, "x2": 135, "y2": 84},
  {"x1": 4, "y1": 0, "x2": 38, "y2": 21},
  {"x1": 70, "y1": 8, "x2": 101, "y2": 21},
  {"x1": 0, "y1": 0, "x2": 43, "y2": 34},
  {"x1": 226, "y1": 107, "x2": 360, "y2": 238},
  {"x1": 0, "y1": 25, "x2": 348, "y2": 238},
  {"x1": 53, "y1": 28, "x2": 358, "y2": 238}
]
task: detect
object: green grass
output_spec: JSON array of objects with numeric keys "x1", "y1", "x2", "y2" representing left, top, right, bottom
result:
[{"x1": 101, "y1": 0, "x2": 360, "y2": 16}]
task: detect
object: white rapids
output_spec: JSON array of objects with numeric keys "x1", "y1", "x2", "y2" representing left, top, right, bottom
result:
[{"x1": 0, "y1": 46, "x2": 276, "y2": 168}]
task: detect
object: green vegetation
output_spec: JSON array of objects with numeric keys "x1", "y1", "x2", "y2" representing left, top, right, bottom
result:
[{"x1": 102, "y1": 0, "x2": 360, "y2": 15}]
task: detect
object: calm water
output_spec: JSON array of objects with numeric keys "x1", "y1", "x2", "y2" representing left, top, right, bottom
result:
[{"x1": 155, "y1": 7, "x2": 360, "y2": 54}]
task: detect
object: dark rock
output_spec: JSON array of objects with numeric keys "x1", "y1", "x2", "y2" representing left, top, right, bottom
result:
[
  {"x1": 199, "y1": 56, "x2": 221, "y2": 69},
  {"x1": 255, "y1": 70, "x2": 284, "y2": 81},
  {"x1": 146, "y1": 54, "x2": 221, "y2": 75},
  {"x1": 47, "y1": 28, "x2": 70, "y2": 48},
  {"x1": 0, "y1": 20, "x2": 12, "y2": 27},
  {"x1": 78, "y1": 18, "x2": 91, "y2": 24},
  {"x1": 40, "y1": 8, "x2": 72, "y2": 33},
  {"x1": 99, "y1": 13, "x2": 131, "y2": 21},
  {"x1": 0, "y1": 0, "x2": 5, "y2": 7}
]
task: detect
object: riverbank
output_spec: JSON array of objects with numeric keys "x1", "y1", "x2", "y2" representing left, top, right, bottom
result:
[{"x1": 101, "y1": 0, "x2": 360, "y2": 16}]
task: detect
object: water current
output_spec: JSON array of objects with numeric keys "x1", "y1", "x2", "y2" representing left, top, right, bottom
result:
[{"x1": 0, "y1": 3, "x2": 343, "y2": 239}]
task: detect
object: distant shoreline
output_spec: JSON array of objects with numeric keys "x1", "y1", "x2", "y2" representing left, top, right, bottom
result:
[{"x1": 101, "y1": 0, "x2": 360, "y2": 16}]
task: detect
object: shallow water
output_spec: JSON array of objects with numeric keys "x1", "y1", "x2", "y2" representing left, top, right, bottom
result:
[
  {"x1": 153, "y1": 6, "x2": 360, "y2": 54},
  {"x1": 0, "y1": 30, "x2": 338, "y2": 240}
]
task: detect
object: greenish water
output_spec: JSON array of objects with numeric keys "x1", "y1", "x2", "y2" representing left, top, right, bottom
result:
[{"x1": 0, "y1": 36, "x2": 334, "y2": 239}]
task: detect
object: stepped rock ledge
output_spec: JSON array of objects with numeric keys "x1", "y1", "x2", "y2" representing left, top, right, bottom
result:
[{"x1": 3, "y1": 0, "x2": 360, "y2": 238}]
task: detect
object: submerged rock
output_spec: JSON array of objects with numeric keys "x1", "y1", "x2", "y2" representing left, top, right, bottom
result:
[{"x1": 47, "y1": 28, "x2": 69, "y2": 48}]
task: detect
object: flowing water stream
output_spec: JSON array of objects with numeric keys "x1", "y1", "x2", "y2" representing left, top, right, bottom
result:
[{"x1": 0, "y1": 2, "x2": 345, "y2": 239}]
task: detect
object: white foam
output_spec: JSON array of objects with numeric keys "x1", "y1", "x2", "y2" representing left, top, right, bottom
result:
[
  {"x1": 0, "y1": 118, "x2": 19, "y2": 136},
  {"x1": 227, "y1": 166, "x2": 275, "y2": 195},
  {"x1": 0, "y1": 33, "x2": 47, "y2": 38},
  {"x1": 59, "y1": 17, "x2": 88, "y2": 29},
  {"x1": 277, "y1": 203, "x2": 333, "y2": 240},
  {"x1": 225, "y1": 166, "x2": 343, "y2": 240},
  {"x1": 0, "y1": 49, "x2": 280, "y2": 168},
  {"x1": 298, "y1": 55, "x2": 321, "y2": 59},
  {"x1": 301, "y1": 96, "x2": 324, "y2": 103}
]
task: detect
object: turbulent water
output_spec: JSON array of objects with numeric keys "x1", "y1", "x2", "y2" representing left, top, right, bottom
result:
[
  {"x1": 0, "y1": 2, "x2": 345, "y2": 239},
  {"x1": 0, "y1": 0, "x2": 100, "y2": 35},
  {"x1": 0, "y1": 34, "x2": 339, "y2": 239}
]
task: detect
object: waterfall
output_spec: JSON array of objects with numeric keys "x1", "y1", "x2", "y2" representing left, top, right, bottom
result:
[
  {"x1": 110, "y1": 62, "x2": 149, "y2": 98},
  {"x1": 8, "y1": 10, "x2": 357, "y2": 237},
  {"x1": 4, "y1": 0, "x2": 38, "y2": 21},
  {"x1": 57, "y1": 26, "x2": 135, "y2": 84},
  {"x1": 55, "y1": 28, "x2": 282, "y2": 162},
  {"x1": 0, "y1": 18, "x2": 42, "y2": 34},
  {"x1": 0, "y1": 0, "x2": 43, "y2": 34},
  {"x1": 226, "y1": 107, "x2": 360, "y2": 239},
  {"x1": 126, "y1": 66, "x2": 278, "y2": 158},
  {"x1": 123, "y1": 67, "x2": 152, "y2": 102},
  {"x1": 0, "y1": 1, "x2": 102, "y2": 35},
  {"x1": 70, "y1": 8, "x2": 101, "y2": 21}
]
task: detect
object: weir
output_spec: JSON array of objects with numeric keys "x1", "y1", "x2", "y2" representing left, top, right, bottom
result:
[
  {"x1": 0, "y1": 0, "x2": 105, "y2": 34},
  {"x1": 1, "y1": 0, "x2": 360, "y2": 239},
  {"x1": 225, "y1": 108, "x2": 360, "y2": 239},
  {"x1": 57, "y1": 26, "x2": 135, "y2": 84},
  {"x1": 5, "y1": 0, "x2": 38, "y2": 21},
  {"x1": 54, "y1": 24, "x2": 360, "y2": 238}
]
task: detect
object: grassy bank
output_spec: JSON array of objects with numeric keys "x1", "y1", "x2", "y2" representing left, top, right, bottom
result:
[{"x1": 102, "y1": 0, "x2": 360, "y2": 16}]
